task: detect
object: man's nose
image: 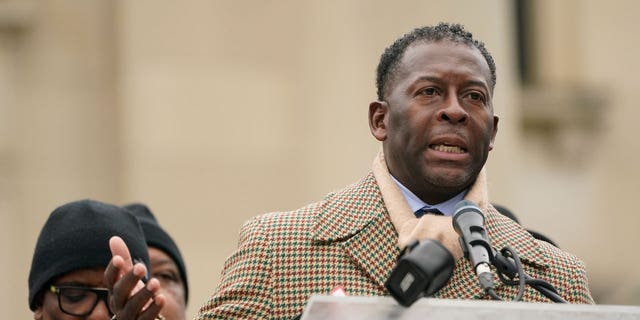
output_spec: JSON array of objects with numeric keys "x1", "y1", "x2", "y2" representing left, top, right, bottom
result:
[{"x1": 437, "y1": 96, "x2": 468, "y2": 124}]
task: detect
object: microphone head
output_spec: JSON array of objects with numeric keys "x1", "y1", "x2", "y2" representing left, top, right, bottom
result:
[
  {"x1": 453, "y1": 199, "x2": 482, "y2": 216},
  {"x1": 452, "y1": 200, "x2": 494, "y2": 270},
  {"x1": 452, "y1": 200, "x2": 484, "y2": 233}
]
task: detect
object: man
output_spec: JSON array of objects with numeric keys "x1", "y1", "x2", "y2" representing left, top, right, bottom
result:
[
  {"x1": 124, "y1": 203, "x2": 189, "y2": 320},
  {"x1": 198, "y1": 24, "x2": 593, "y2": 319},
  {"x1": 27, "y1": 199, "x2": 157, "y2": 320},
  {"x1": 196, "y1": 22, "x2": 594, "y2": 319}
]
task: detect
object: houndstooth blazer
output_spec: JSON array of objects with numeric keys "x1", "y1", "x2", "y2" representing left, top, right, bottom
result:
[{"x1": 196, "y1": 172, "x2": 594, "y2": 320}]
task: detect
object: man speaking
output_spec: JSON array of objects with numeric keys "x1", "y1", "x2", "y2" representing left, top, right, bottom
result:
[{"x1": 196, "y1": 22, "x2": 594, "y2": 319}]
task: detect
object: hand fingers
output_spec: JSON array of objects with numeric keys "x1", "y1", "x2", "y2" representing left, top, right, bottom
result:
[
  {"x1": 111, "y1": 263, "x2": 148, "y2": 309},
  {"x1": 117, "y1": 279, "x2": 164, "y2": 320},
  {"x1": 136, "y1": 298, "x2": 164, "y2": 320},
  {"x1": 104, "y1": 255, "x2": 124, "y2": 291},
  {"x1": 136, "y1": 294, "x2": 166, "y2": 320},
  {"x1": 106, "y1": 236, "x2": 135, "y2": 291},
  {"x1": 106, "y1": 236, "x2": 167, "y2": 320},
  {"x1": 110, "y1": 236, "x2": 133, "y2": 267}
]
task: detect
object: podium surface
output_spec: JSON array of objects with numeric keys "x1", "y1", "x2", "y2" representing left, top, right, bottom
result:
[{"x1": 301, "y1": 295, "x2": 640, "y2": 320}]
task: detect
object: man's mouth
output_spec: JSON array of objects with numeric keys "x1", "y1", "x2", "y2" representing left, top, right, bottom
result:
[{"x1": 430, "y1": 144, "x2": 467, "y2": 154}]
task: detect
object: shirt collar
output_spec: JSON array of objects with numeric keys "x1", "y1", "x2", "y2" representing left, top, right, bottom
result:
[{"x1": 390, "y1": 174, "x2": 468, "y2": 216}]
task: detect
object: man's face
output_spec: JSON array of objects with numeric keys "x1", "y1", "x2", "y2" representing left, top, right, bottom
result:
[
  {"x1": 369, "y1": 41, "x2": 498, "y2": 204},
  {"x1": 149, "y1": 247, "x2": 186, "y2": 320},
  {"x1": 34, "y1": 267, "x2": 110, "y2": 320}
]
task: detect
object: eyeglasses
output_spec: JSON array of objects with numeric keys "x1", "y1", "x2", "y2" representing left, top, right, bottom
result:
[{"x1": 49, "y1": 285, "x2": 113, "y2": 317}]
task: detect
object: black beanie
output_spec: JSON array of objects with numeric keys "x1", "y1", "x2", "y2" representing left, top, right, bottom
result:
[
  {"x1": 28, "y1": 199, "x2": 150, "y2": 311},
  {"x1": 123, "y1": 203, "x2": 189, "y2": 304}
]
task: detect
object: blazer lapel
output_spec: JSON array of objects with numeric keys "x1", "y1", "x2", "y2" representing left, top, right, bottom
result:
[
  {"x1": 310, "y1": 173, "x2": 400, "y2": 289},
  {"x1": 341, "y1": 209, "x2": 399, "y2": 289}
]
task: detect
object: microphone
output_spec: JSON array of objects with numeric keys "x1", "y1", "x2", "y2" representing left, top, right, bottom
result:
[
  {"x1": 452, "y1": 200, "x2": 495, "y2": 290},
  {"x1": 452, "y1": 201, "x2": 567, "y2": 302},
  {"x1": 385, "y1": 239, "x2": 454, "y2": 306}
]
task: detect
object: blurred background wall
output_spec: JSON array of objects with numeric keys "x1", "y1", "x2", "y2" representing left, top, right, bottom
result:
[{"x1": 1, "y1": 0, "x2": 639, "y2": 318}]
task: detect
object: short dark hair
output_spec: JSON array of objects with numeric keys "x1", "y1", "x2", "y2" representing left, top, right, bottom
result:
[{"x1": 376, "y1": 22, "x2": 497, "y2": 101}]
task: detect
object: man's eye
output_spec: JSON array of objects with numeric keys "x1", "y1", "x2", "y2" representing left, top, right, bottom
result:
[
  {"x1": 466, "y1": 92, "x2": 485, "y2": 102},
  {"x1": 61, "y1": 290, "x2": 89, "y2": 303},
  {"x1": 418, "y1": 88, "x2": 438, "y2": 96},
  {"x1": 153, "y1": 271, "x2": 178, "y2": 282}
]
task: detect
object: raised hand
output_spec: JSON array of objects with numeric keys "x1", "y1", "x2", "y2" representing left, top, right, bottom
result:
[{"x1": 105, "y1": 236, "x2": 166, "y2": 320}]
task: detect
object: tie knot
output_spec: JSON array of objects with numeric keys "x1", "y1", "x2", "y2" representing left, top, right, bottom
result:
[{"x1": 417, "y1": 206, "x2": 443, "y2": 217}]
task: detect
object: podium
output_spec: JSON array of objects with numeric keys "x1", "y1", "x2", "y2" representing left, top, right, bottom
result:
[{"x1": 300, "y1": 295, "x2": 640, "y2": 320}]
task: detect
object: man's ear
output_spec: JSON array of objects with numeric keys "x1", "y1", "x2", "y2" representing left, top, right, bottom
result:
[
  {"x1": 369, "y1": 100, "x2": 389, "y2": 141},
  {"x1": 488, "y1": 115, "x2": 499, "y2": 150}
]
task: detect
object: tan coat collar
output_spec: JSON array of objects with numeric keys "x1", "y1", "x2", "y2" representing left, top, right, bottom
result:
[
  {"x1": 310, "y1": 151, "x2": 550, "y2": 290},
  {"x1": 371, "y1": 150, "x2": 550, "y2": 268}
]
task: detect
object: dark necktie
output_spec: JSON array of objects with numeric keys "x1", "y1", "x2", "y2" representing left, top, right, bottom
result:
[{"x1": 416, "y1": 207, "x2": 443, "y2": 217}]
